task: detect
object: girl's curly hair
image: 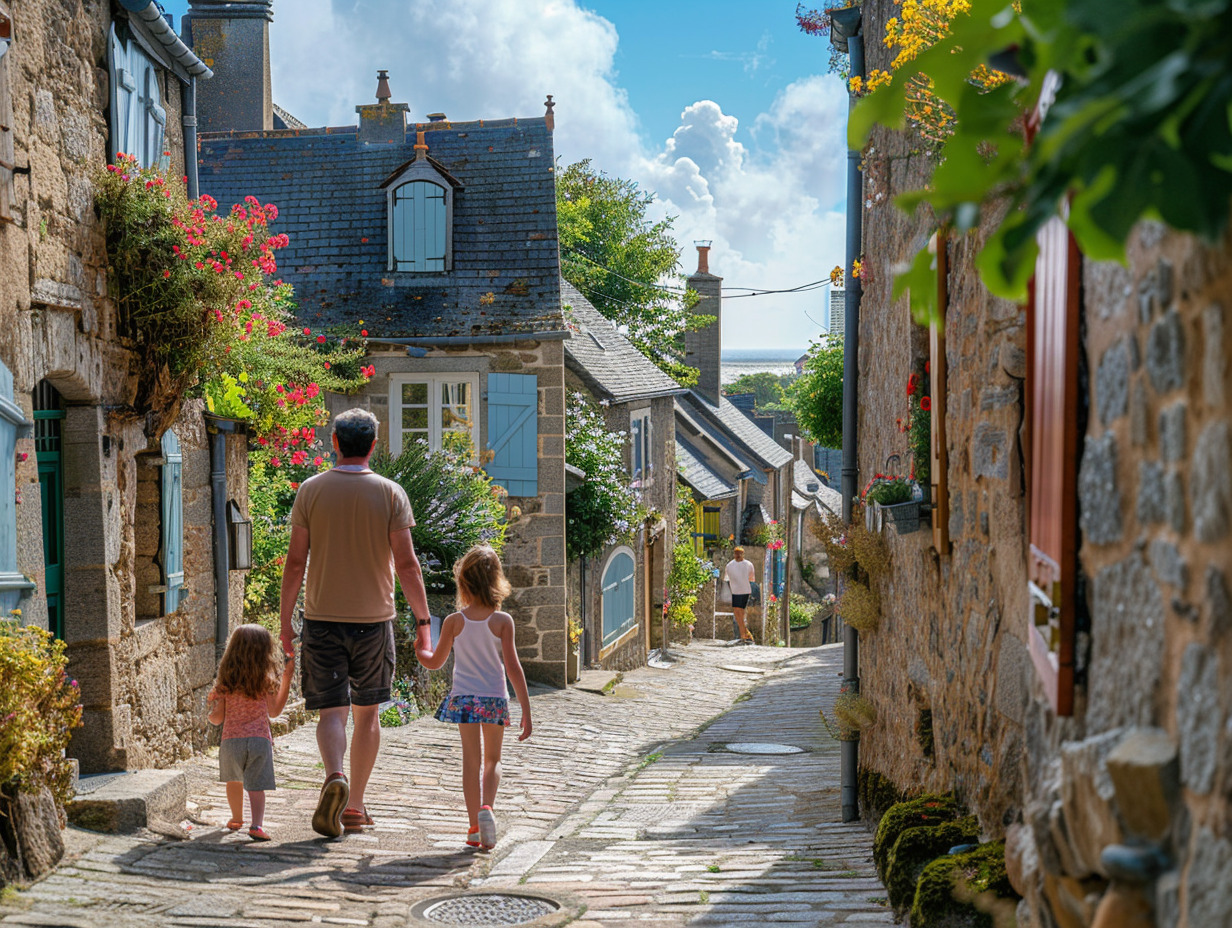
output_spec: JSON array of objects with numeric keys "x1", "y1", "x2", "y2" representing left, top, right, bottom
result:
[{"x1": 215, "y1": 624, "x2": 281, "y2": 701}]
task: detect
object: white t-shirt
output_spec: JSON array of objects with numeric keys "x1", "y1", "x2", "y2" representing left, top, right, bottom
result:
[{"x1": 724, "y1": 559, "x2": 756, "y2": 595}]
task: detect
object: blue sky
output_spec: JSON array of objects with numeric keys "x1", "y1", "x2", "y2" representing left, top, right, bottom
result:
[{"x1": 161, "y1": 1, "x2": 847, "y2": 349}]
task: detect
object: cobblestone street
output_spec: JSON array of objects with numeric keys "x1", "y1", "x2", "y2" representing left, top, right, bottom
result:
[{"x1": 0, "y1": 642, "x2": 892, "y2": 927}]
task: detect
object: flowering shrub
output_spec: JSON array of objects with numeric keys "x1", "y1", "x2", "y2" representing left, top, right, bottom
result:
[
  {"x1": 665, "y1": 541, "x2": 714, "y2": 627},
  {"x1": 565, "y1": 393, "x2": 642, "y2": 560},
  {"x1": 371, "y1": 437, "x2": 507, "y2": 592},
  {"x1": 789, "y1": 593, "x2": 819, "y2": 629},
  {"x1": 0, "y1": 622, "x2": 82, "y2": 805},
  {"x1": 747, "y1": 520, "x2": 784, "y2": 550},
  {"x1": 95, "y1": 156, "x2": 369, "y2": 455},
  {"x1": 906, "y1": 363, "x2": 931, "y2": 487},
  {"x1": 864, "y1": 474, "x2": 913, "y2": 505}
]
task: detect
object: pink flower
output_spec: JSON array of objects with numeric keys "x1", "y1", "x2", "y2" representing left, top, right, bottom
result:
[{"x1": 313, "y1": 456, "x2": 324, "y2": 467}]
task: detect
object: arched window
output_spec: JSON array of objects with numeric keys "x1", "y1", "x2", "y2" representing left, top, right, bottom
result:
[
  {"x1": 601, "y1": 547, "x2": 636, "y2": 646},
  {"x1": 391, "y1": 180, "x2": 447, "y2": 272},
  {"x1": 382, "y1": 154, "x2": 460, "y2": 273}
]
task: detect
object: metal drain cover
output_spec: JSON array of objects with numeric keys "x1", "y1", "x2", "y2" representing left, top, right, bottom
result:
[
  {"x1": 420, "y1": 892, "x2": 559, "y2": 926},
  {"x1": 724, "y1": 741, "x2": 805, "y2": 755}
]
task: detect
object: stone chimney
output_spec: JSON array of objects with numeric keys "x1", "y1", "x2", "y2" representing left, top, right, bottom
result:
[
  {"x1": 685, "y1": 243, "x2": 723, "y2": 406},
  {"x1": 184, "y1": 0, "x2": 275, "y2": 133},
  {"x1": 356, "y1": 70, "x2": 410, "y2": 145}
]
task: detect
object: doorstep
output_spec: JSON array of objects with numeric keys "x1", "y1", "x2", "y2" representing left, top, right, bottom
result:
[
  {"x1": 574, "y1": 669, "x2": 621, "y2": 695},
  {"x1": 66, "y1": 768, "x2": 188, "y2": 834}
]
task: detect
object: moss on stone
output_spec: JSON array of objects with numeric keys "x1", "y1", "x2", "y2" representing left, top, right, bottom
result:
[
  {"x1": 873, "y1": 792, "x2": 961, "y2": 878},
  {"x1": 884, "y1": 815, "x2": 980, "y2": 911},
  {"x1": 909, "y1": 841, "x2": 1019, "y2": 928},
  {"x1": 858, "y1": 766, "x2": 906, "y2": 821}
]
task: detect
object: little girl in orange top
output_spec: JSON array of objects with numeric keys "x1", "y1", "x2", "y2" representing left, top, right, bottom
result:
[
  {"x1": 208, "y1": 624, "x2": 295, "y2": 841},
  {"x1": 416, "y1": 545, "x2": 533, "y2": 850}
]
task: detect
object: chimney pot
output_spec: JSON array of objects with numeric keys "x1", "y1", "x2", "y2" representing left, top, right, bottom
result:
[
  {"x1": 375, "y1": 69, "x2": 392, "y2": 104},
  {"x1": 426, "y1": 112, "x2": 447, "y2": 122},
  {"x1": 544, "y1": 94, "x2": 555, "y2": 130},
  {"x1": 695, "y1": 241, "x2": 713, "y2": 275}
]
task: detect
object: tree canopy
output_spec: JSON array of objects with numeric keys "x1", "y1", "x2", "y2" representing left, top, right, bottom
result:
[
  {"x1": 557, "y1": 160, "x2": 709, "y2": 385},
  {"x1": 724, "y1": 371, "x2": 797, "y2": 410},
  {"x1": 789, "y1": 335, "x2": 844, "y2": 448}
]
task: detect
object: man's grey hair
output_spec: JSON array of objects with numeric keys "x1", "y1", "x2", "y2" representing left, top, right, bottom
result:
[{"x1": 333, "y1": 408, "x2": 380, "y2": 458}]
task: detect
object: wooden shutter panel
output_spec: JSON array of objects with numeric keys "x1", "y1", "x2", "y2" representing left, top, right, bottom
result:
[
  {"x1": 1026, "y1": 215, "x2": 1081, "y2": 715},
  {"x1": 161, "y1": 429, "x2": 185, "y2": 613},
  {"x1": 485, "y1": 373, "x2": 538, "y2": 496},
  {"x1": 108, "y1": 25, "x2": 137, "y2": 163}
]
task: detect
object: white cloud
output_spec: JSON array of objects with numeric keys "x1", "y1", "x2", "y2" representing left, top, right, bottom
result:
[{"x1": 267, "y1": 0, "x2": 846, "y2": 349}]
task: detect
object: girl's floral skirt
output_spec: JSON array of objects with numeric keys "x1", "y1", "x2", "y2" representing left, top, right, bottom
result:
[{"x1": 435, "y1": 694, "x2": 510, "y2": 726}]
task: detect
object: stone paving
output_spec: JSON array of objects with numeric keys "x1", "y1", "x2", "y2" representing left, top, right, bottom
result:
[{"x1": 0, "y1": 641, "x2": 894, "y2": 927}]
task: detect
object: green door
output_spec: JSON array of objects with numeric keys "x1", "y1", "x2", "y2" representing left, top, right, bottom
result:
[{"x1": 34, "y1": 383, "x2": 64, "y2": 640}]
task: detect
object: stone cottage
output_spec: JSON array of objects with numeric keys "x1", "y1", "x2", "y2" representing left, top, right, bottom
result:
[
  {"x1": 0, "y1": 0, "x2": 250, "y2": 776},
  {"x1": 561, "y1": 279, "x2": 684, "y2": 670},
  {"x1": 845, "y1": 1, "x2": 1232, "y2": 925},
  {"x1": 192, "y1": 6, "x2": 569, "y2": 686},
  {"x1": 675, "y1": 247, "x2": 794, "y2": 612}
]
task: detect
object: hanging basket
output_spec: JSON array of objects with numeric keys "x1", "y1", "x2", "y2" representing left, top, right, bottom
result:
[{"x1": 880, "y1": 500, "x2": 921, "y2": 534}]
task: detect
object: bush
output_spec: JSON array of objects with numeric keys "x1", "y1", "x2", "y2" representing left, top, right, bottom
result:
[
  {"x1": 565, "y1": 393, "x2": 642, "y2": 560},
  {"x1": 909, "y1": 841, "x2": 1019, "y2": 928},
  {"x1": 859, "y1": 766, "x2": 907, "y2": 820},
  {"x1": 838, "y1": 580, "x2": 880, "y2": 632},
  {"x1": 666, "y1": 542, "x2": 713, "y2": 627},
  {"x1": 866, "y1": 475, "x2": 914, "y2": 505},
  {"x1": 0, "y1": 622, "x2": 82, "y2": 806},
  {"x1": 885, "y1": 816, "x2": 981, "y2": 911},
  {"x1": 873, "y1": 793, "x2": 961, "y2": 878},
  {"x1": 790, "y1": 334, "x2": 844, "y2": 448},
  {"x1": 371, "y1": 439, "x2": 508, "y2": 592},
  {"x1": 789, "y1": 593, "x2": 818, "y2": 629}
]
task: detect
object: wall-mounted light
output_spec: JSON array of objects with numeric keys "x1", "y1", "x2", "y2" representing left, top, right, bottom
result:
[{"x1": 227, "y1": 500, "x2": 252, "y2": 571}]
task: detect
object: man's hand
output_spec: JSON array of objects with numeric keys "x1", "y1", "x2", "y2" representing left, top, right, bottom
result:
[
  {"x1": 415, "y1": 647, "x2": 433, "y2": 665},
  {"x1": 518, "y1": 713, "x2": 533, "y2": 742},
  {"x1": 279, "y1": 621, "x2": 296, "y2": 658}
]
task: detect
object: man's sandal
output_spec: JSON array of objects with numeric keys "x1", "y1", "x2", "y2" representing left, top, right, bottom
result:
[{"x1": 341, "y1": 807, "x2": 374, "y2": 833}]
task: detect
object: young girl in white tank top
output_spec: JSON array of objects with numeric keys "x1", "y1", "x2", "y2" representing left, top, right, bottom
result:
[{"x1": 415, "y1": 545, "x2": 533, "y2": 850}]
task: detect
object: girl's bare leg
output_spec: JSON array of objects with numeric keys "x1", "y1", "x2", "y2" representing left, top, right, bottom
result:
[
  {"x1": 248, "y1": 790, "x2": 266, "y2": 829},
  {"x1": 480, "y1": 723, "x2": 505, "y2": 807},
  {"x1": 225, "y1": 781, "x2": 244, "y2": 824},
  {"x1": 459, "y1": 724, "x2": 483, "y2": 829}
]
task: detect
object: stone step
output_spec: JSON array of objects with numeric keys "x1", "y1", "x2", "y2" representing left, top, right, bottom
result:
[
  {"x1": 66, "y1": 768, "x2": 188, "y2": 834},
  {"x1": 575, "y1": 669, "x2": 621, "y2": 695}
]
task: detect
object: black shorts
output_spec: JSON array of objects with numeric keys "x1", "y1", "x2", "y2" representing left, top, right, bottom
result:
[
  {"x1": 301, "y1": 619, "x2": 395, "y2": 711},
  {"x1": 731, "y1": 593, "x2": 750, "y2": 609}
]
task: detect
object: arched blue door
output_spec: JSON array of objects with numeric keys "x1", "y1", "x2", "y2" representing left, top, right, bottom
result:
[{"x1": 601, "y1": 550, "x2": 636, "y2": 646}]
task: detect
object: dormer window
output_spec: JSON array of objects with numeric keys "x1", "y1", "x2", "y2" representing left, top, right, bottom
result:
[{"x1": 381, "y1": 135, "x2": 461, "y2": 273}]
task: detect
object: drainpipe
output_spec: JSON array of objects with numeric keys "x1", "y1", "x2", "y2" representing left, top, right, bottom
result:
[
  {"x1": 831, "y1": 4, "x2": 864, "y2": 825},
  {"x1": 206, "y1": 415, "x2": 242, "y2": 659},
  {"x1": 182, "y1": 77, "x2": 200, "y2": 199}
]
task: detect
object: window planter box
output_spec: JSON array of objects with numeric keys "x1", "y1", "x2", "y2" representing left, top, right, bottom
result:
[{"x1": 880, "y1": 500, "x2": 922, "y2": 535}]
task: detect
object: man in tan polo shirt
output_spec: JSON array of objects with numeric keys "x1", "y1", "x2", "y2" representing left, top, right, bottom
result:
[{"x1": 280, "y1": 408, "x2": 433, "y2": 838}]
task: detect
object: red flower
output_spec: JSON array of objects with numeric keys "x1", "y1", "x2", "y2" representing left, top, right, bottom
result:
[
  {"x1": 360, "y1": 329, "x2": 368, "y2": 337},
  {"x1": 924, "y1": 361, "x2": 930, "y2": 374},
  {"x1": 907, "y1": 373, "x2": 919, "y2": 397},
  {"x1": 162, "y1": 269, "x2": 171, "y2": 278},
  {"x1": 316, "y1": 335, "x2": 326, "y2": 344},
  {"x1": 920, "y1": 396, "x2": 932, "y2": 412},
  {"x1": 323, "y1": 361, "x2": 331, "y2": 370},
  {"x1": 303, "y1": 327, "x2": 311, "y2": 336},
  {"x1": 313, "y1": 456, "x2": 324, "y2": 467}
]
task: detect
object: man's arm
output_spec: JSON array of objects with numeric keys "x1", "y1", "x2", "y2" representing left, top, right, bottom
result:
[
  {"x1": 279, "y1": 524, "x2": 310, "y2": 657},
  {"x1": 391, "y1": 528, "x2": 433, "y2": 652}
]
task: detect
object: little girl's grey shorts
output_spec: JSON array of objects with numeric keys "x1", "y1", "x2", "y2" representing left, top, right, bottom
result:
[{"x1": 219, "y1": 737, "x2": 276, "y2": 791}]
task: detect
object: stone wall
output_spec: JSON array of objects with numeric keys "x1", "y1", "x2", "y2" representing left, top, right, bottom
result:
[
  {"x1": 335, "y1": 339, "x2": 568, "y2": 687},
  {"x1": 0, "y1": 1, "x2": 233, "y2": 774}
]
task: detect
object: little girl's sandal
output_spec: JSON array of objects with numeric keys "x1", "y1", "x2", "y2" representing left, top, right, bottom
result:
[
  {"x1": 248, "y1": 826, "x2": 271, "y2": 842},
  {"x1": 466, "y1": 826, "x2": 481, "y2": 848},
  {"x1": 225, "y1": 820, "x2": 243, "y2": 831}
]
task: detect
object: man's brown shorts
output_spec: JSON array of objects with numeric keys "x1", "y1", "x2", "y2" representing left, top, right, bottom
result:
[{"x1": 300, "y1": 619, "x2": 395, "y2": 710}]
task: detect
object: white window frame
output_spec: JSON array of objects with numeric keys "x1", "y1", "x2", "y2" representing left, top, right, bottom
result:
[
  {"x1": 388, "y1": 372, "x2": 480, "y2": 456},
  {"x1": 629, "y1": 406, "x2": 653, "y2": 489},
  {"x1": 386, "y1": 159, "x2": 455, "y2": 273}
]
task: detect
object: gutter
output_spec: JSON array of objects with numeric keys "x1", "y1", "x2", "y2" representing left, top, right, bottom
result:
[
  {"x1": 831, "y1": 3, "x2": 865, "y2": 826},
  {"x1": 118, "y1": 1, "x2": 213, "y2": 81},
  {"x1": 366, "y1": 330, "x2": 570, "y2": 349}
]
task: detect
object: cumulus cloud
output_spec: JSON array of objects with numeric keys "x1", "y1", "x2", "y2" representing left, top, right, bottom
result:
[{"x1": 265, "y1": 0, "x2": 846, "y2": 348}]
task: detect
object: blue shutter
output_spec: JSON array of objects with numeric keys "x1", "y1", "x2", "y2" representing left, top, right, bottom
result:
[
  {"x1": 602, "y1": 551, "x2": 636, "y2": 645},
  {"x1": 161, "y1": 429, "x2": 184, "y2": 613},
  {"x1": 0, "y1": 362, "x2": 34, "y2": 615},
  {"x1": 485, "y1": 373, "x2": 538, "y2": 497}
]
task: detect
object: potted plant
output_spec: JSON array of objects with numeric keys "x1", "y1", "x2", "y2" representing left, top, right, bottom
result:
[
  {"x1": 567, "y1": 617, "x2": 582, "y2": 683},
  {"x1": 865, "y1": 474, "x2": 921, "y2": 534}
]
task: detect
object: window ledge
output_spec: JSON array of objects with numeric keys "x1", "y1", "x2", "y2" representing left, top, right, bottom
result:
[{"x1": 0, "y1": 571, "x2": 36, "y2": 594}]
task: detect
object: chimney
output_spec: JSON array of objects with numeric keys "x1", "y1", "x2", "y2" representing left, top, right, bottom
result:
[
  {"x1": 185, "y1": 0, "x2": 275, "y2": 133},
  {"x1": 685, "y1": 242, "x2": 723, "y2": 407},
  {"x1": 544, "y1": 95, "x2": 555, "y2": 131},
  {"x1": 356, "y1": 70, "x2": 410, "y2": 145}
]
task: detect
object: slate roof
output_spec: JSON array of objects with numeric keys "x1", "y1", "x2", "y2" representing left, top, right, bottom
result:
[
  {"x1": 197, "y1": 118, "x2": 563, "y2": 339},
  {"x1": 677, "y1": 436, "x2": 737, "y2": 501},
  {"x1": 682, "y1": 390, "x2": 794, "y2": 471},
  {"x1": 675, "y1": 399, "x2": 763, "y2": 485},
  {"x1": 793, "y1": 458, "x2": 841, "y2": 515},
  {"x1": 562, "y1": 280, "x2": 684, "y2": 403}
]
